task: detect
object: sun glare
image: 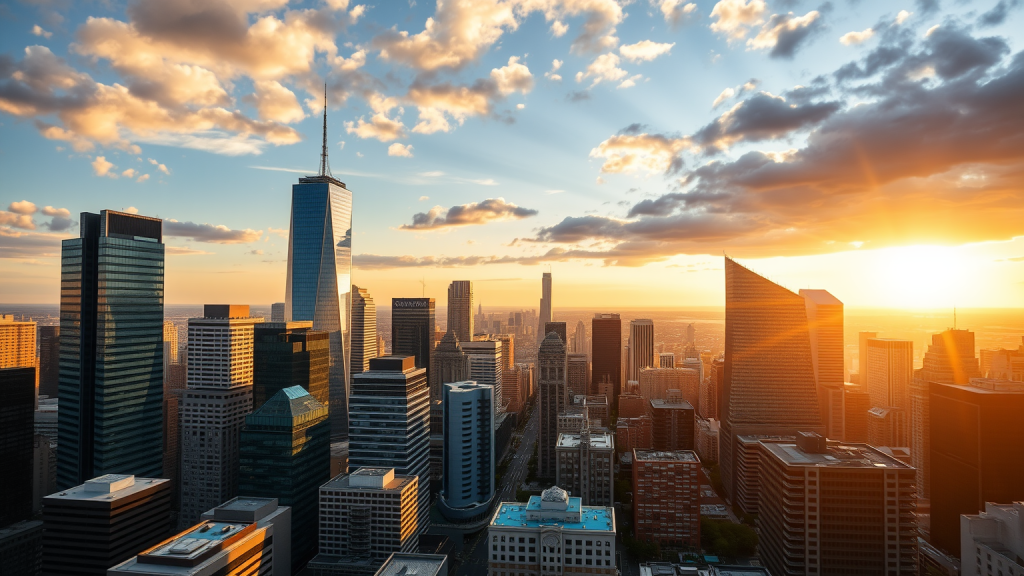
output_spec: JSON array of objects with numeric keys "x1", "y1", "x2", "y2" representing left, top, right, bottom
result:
[{"x1": 872, "y1": 245, "x2": 973, "y2": 309}]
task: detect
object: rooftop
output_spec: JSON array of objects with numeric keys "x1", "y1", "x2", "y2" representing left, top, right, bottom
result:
[
  {"x1": 246, "y1": 385, "x2": 327, "y2": 427},
  {"x1": 635, "y1": 450, "x2": 699, "y2": 463},
  {"x1": 491, "y1": 495, "x2": 614, "y2": 532},
  {"x1": 798, "y1": 288, "x2": 842, "y2": 306},
  {"x1": 374, "y1": 553, "x2": 447, "y2": 576},
  {"x1": 45, "y1": 475, "x2": 167, "y2": 502},
  {"x1": 557, "y1": 431, "x2": 614, "y2": 449},
  {"x1": 205, "y1": 497, "x2": 280, "y2": 523},
  {"x1": 651, "y1": 398, "x2": 695, "y2": 410},
  {"x1": 761, "y1": 441, "x2": 912, "y2": 470},
  {"x1": 322, "y1": 469, "x2": 413, "y2": 492}
]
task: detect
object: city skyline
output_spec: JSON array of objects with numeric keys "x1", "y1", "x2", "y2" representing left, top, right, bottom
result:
[{"x1": 2, "y1": 1, "x2": 1024, "y2": 309}]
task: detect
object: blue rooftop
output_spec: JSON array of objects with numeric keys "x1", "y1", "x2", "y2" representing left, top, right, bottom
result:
[{"x1": 492, "y1": 496, "x2": 614, "y2": 532}]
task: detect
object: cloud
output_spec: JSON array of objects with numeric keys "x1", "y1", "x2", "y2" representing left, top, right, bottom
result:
[
  {"x1": 121, "y1": 168, "x2": 136, "y2": 178},
  {"x1": 32, "y1": 25, "x2": 53, "y2": 39},
  {"x1": 747, "y1": 11, "x2": 822, "y2": 59},
  {"x1": 619, "y1": 40, "x2": 675, "y2": 62},
  {"x1": 576, "y1": 53, "x2": 628, "y2": 86},
  {"x1": 979, "y1": 0, "x2": 1021, "y2": 27},
  {"x1": 9, "y1": 201, "x2": 37, "y2": 215},
  {"x1": 691, "y1": 92, "x2": 841, "y2": 152},
  {"x1": 346, "y1": 112, "x2": 407, "y2": 141},
  {"x1": 419, "y1": 195, "x2": 430, "y2": 201},
  {"x1": 654, "y1": 0, "x2": 697, "y2": 28},
  {"x1": 248, "y1": 80, "x2": 306, "y2": 123},
  {"x1": 709, "y1": 0, "x2": 766, "y2": 40},
  {"x1": 388, "y1": 143, "x2": 414, "y2": 157},
  {"x1": 0, "y1": 212, "x2": 36, "y2": 230},
  {"x1": 268, "y1": 227, "x2": 288, "y2": 238},
  {"x1": 92, "y1": 156, "x2": 115, "y2": 177},
  {"x1": 137, "y1": 174, "x2": 150, "y2": 182},
  {"x1": 0, "y1": 227, "x2": 66, "y2": 259},
  {"x1": 164, "y1": 220, "x2": 263, "y2": 244},
  {"x1": 712, "y1": 87, "x2": 735, "y2": 108},
  {"x1": 400, "y1": 197, "x2": 538, "y2": 230},
  {"x1": 840, "y1": 28, "x2": 875, "y2": 46},
  {"x1": 895, "y1": 10, "x2": 912, "y2": 25},
  {"x1": 545, "y1": 59, "x2": 563, "y2": 81},
  {"x1": 247, "y1": 249, "x2": 264, "y2": 255},
  {"x1": 166, "y1": 245, "x2": 213, "y2": 255},
  {"x1": 916, "y1": 0, "x2": 939, "y2": 15},
  {"x1": 590, "y1": 131, "x2": 688, "y2": 174}
]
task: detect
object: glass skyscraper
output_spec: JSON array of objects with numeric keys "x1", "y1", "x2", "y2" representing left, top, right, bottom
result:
[
  {"x1": 253, "y1": 321, "x2": 330, "y2": 410},
  {"x1": 56, "y1": 210, "x2": 165, "y2": 488},
  {"x1": 391, "y1": 297, "x2": 435, "y2": 393},
  {"x1": 286, "y1": 173, "x2": 353, "y2": 441}
]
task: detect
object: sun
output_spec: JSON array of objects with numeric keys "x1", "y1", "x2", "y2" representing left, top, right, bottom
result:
[{"x1": 871, "y1": 245, "x2": 974, "y2": 309}]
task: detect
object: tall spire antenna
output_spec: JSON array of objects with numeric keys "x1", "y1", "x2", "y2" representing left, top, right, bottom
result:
[{"x1": 319, "y1": 83, "x2": 331, "y2": 178}]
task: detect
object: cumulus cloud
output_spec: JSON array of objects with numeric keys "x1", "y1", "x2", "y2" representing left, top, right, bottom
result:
[
  {"x1": 248, "y1": 81, "x2": 306, "y2": 123},
  {"x1": 164, "y1": 220, "x2": 263, "y2": 243},
  {"x1": 388, "y1": 143, "x2": 414, "y2": 157},
  {"x1": 709, "y1": 0, "x2": 766, "y2": 40},
  {"x1": 32, "y1": 25, "x2": 53, "y2": 39},
  {"x1": 979, "y1": 0, "x2": 1022, "y2": 27},
  {"x1": 400, "y1": 197, "x2": 538, "y2": 230},
  {"x1": 0, "y1": 227, "x2": 66, "y2": 259},
  {"x1": 0, "y1": 212, "x2": 36, "y2": 230},
  {"x1": 895, "y1": 10, "x2": 912, "y2": 25},
  {"x1": 653, "y1": 0, "x2": 697, "y2": 27},
  {"x1": 619, "y1": 40, "x2": 675, "y2": 62},
  {"x1": 712, "y1": 87, "x2": 735, "y2": 108},
  {"x1": 42, "y1": 206, "x2": 74, "y2": 231},
  {"x1": 590, "y1": 130, "x2": 689, "y2": 174},
  {"x1": 9, "y1": 201, "x2": 37, "y2": 215},
  {"x1": 121, "y1": 168, "x2": 136, "y2": 178},
  {"x1": 840, "y1": 28, "x2": 875, "y2": 46},
  {"x1": 92, "y1": 156, "x2": 115, "y2": 177},
  {"x1": 691, "y1": 92, "x2": 841, "y2": 152},
  {"x1": 137, "y1": 174, "x2": 150, "y2": 182},
  {"x1": 576, "y1": 53, "x2": 628, "y2": 86},
  {"x1": 545, "y1": 59, "x2": 563, "y2": 81},
  {"x1": 166, "y1": 246, "x2": 214, "y2": 255},
  {"x1": 747, "y1": 11, "x2": 822, "y2": 58},
  {"x1": 345, "y1": 112, "x2": 407, "y2": 141}
]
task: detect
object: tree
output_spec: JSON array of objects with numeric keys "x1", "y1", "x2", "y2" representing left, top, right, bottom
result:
[{"x1": 700, "y1": 518, "x2": 758, "y2": 558}]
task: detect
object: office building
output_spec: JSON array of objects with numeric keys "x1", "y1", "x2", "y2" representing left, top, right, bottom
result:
[
  {"x1": 57, "y1": 210, "x2": 165, "y2": 489},
  {"x1": 639, "y1": 367, "x2": 700, "y2": 407},
  {"x1": 33, "y1": 434, "x2": 56, "y2": 514},
  {"x1": 431, "y1": 330, "x2": 467, "y2": 402},
  {"x1": 720, "y1": 257, "x2": 823, "y2": 501},
  {"x1": 311, "y1": 468, "x2": 420, "y2": 574},
  {"x1": 239, "y1": 386, "x2": 330, "y2": 570},
  {"x1": 0, "y1": 315, "x2": 36, "y2": 371},
  {"x1": 179, "y1": 305, "x2": 262, "y2": 528},
  {"x1": 571, "y1": 320, "x2": 587, "y2": 356},
  {"x1": 349, "y1": 356, "x2": 431, "y2": 534},
  {"x1": 615, "y1": 416, "x2": 653, "y2": 453},
  {"x1": 658, "y1": 353, "x2": 674, "y2": 369},
  {"x1": 1, "y1": 366, "x2": 35, "y2": 526},
  {"x1": 487, "y1": 486, "x2": 616, "y2": 576},
  {"x1": 981, "y1": 340, "x2": 1024, "y2": 380},
  {"x1": 34, "y1": 396, "x2": 58, "y2": 442},
  {"x1": 556, "y1": 428, "x2": 614, "y2": 506},
  {"x1": 930, "y1": 378, "x2": 1024, "y2": 556},
  {"x1": 960, "y1": 501, "x2": 1024, "y2": 576},
  {"x1": 699, "y1": 371, "x2": 717, "y2": 420},
  {"x1": 42, "y1": 475, "x2": 171, "y2": 576},
  {"x1": 0, "y1": 519, "x2": 43, "y2": 576},
  {"x1": 866, "y1": 338, "x2": 913, "y2": 411},
  {"x1": 843, "y1": 383, "x2": 870, "y2": 442},
  {"x1": 758, "y1": 433, "x2": 917, "y2": 576},
  {"x1": 710, "y1": 355, "x2": 724, "y2": 419},
  {"x1": 253, "y1": 321, "x2": 328, "y2": 409},
  {"x1": 447, "y1": 281, "x2": 474, "y2": 344},
  {"x1": 543, "y1": 322, "x2": 567, "y2": 346},
  {"x1": 591, "y1": 314, "x2": 621, "y2": 402},
  {"x1": 857, "y1": 331, "x2": 878, "y2": 384},
  {"x1": 163, "y1": 321, "x2": 178, "y2": 375},
  {"x1": 696, "y1": 418, "x2": 720, "y2": 464},
  {"x1": 539, "y1": 272, "x2": 552, "y2": 335},
  {"x1": 558, "y1": 406, "x2": 589, "y2": 434},
  {"x1": 627, "y1": 319, "x2": 654, "y2": 384},
  {"x1": 800, "y1": 289, "x2": 845, "y2": 439},
  {"x1": 577, "y1": 394, "x2": 609, "y2": 428},
  {"x1": 632, "y1": 450, "x2": 701, "y2": 549},
  {"x1": 392, "y1": 298, "x2": 436, "y2": 396},
  {"x1": 271, "y1": 302, "x2": 286, "y2": 322},
  {"x1": 867, "y1": 406, "x2": 907, "y2": 448},
  {"x1": 440, "y1": 381, "x2": 495, "y2": 521},
  {"x1": 618, "y1": 392, "x2": 648, "y2": 419},
  {"x1": 462, "y1": 340, "x2": 503, "y2": 411},
  {"x1": 538, "y1": 333, "x2": 568, "y2": 479},
  {"x1": 566, "y1": 353, "x2": 589, "y2": 397},
  {"x1": 38, "y1": 325, "x2": 60, "y2": 398},
  {"x1": 109, "y1": 497, "x2": 291, "y2": 576},
  {"x1": 351, "y1": 286, "x2": 378, "y2": 377},
  {"x1": 912, "y1": 329, "x2": 982, "y2": 500},
  {"x1": 650, "y1": 396, "x2": 695, "y2": 451},
  {"x1": 374, "y1": 553, "x2": 447, "y2": 576}
]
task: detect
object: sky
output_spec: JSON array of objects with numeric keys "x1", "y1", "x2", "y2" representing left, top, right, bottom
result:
[{"x1": 1, "y1": 0, "x2": 1023, "y2": 309}]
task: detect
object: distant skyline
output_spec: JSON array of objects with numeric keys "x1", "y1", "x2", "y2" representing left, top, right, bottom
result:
[{"x1": 1, "y1": 0, "x2": 1023, "y2": 308}]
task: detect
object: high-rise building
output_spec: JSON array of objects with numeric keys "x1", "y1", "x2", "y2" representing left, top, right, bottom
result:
[
  {"x1": 538, "y1": 333, "x2": 568, "y2": 479},
  {"x1": 33, "y1": 433, "x2": 56, "y2": 514},
  {"x1": 0, "y1": 314, "x2": 36, "y2": 370},
  {"x1": 311, "y1": 468, "x2": 420, "y2": 574},
  {"x1": 253, "y1": 321, "x2": 329, "y2": 409},
  {"x1": 543, "y1": 321, "x2": 567, "y2": 346},
  {"x1": 487, "y1": 486, "x2": 616, "y2": 576},
  {"x1": 375, "y1": 553, "x2": 448, "y2": 576},
  {"x1": 462, "y1": 340, "x2": 503, "y2": 411},
  {"x1": 639, "y1": 367, "x2": 700, "y2": 407},
  {"x1": 38, "y1": 326, "x2": 60, "y2": 398},
  {"x1": 285, "y1": 109, "x2": 353, "y2": 442},
  {"x1": 800, "y1": 289, "x2": 845, "y2": 440},
  {"x1": 348, "y1": 356, "x2": 431, "y2": 535},
  {"x1": 658, "y1": 352, "x2": 675, "y2": 369},
  {"x1": 591, "y1": 314, "x2": 621, "y2": 402},
  {"x1": 163, "y1": 320, "x2": 178, "y2": 374},
  {"x1": 960, "y1": 501, "x2": 1024, "y2": 576},
  {"x1": 239, "y1": 386, "x2": 330, "y2": 570},
  {"x1": 857, "y1": 331, "x2": 878, "y2": 384},
  {"x1": 271, "y1": 302, "x2": 286, "y2": 323},
  {"x1": 911, "y1": 329, "x2": 982, "y2": 500},
  {"x1": 109, "y1": 496, "x2": 291, "y2": 576},
  {"x1": 447, "y1": 281, "x2": 474, "y2": 344},
  {"x1": 758, "y1": 433, "x2": 917, "y2": 576},
  {"x1": 843, "y1": 383, "x2": 870, "y2": 442},
  {"x1": 539, "y1": 272, "x2": 552, "y2": 334},
  {"x1": 556, "y1": 427, "x2": 614, "y2": 506},
  {"x1": 57, "y1": 210, "x2": 164, "y2": 489},
  {"x1": 867, "y1": 406, "x2": 907, "y2": 447},
  {"x1": 865, "y1": 338, "x2": 913, "y2": 445},
  {"x1": 929, "y1": 378, "x2": 1024, "y2": 556},
  {"x1": 42, "y1": 475, "x2": 171, "y2": 576},
  {"x1": 699, "y1": 371, "x2": 717, "y2": 420},
  {"x1": 0, "y1": 520, "x2": 43, "y2": 576},
  {"x1": 615, "y1": 416, "x2": 653, "y2": 453},
  {"x1": 696, "y1": 418, "x2": 720, "y2": 464},
  {"x1": 439, "y1": 381, "x2": 495, "y2": 521},
  {"x1": 571, "y1": 320, "x2": 587, "y2": 356},
  {"x1": 351, "y1": 286, "x2": 378, "y2": 377},
  {"x1": 391, "y1": 298, "x2": 436, "y2": 396},
  {"x1": 627, "y1": 320, "x2": 654, "y2": 384},
  {"x1": 1, "y1": 366, "x2": 35, "y2": 526},
  {"x1": 633, "y1": 450, "x2": 701, "y2": 549},
  {"x1": 431, "y1": 331, "x2": 467, "y2": 402},
  {"x1": 686, "y1": 323, "x2": 696, "y2": 345},
  {"x1": 567, "y1": 353, "x2": 590, "y2": 397},
  {"x1": 650, "y1": 396, "x2": 695, "y2": 451},
  {"x1": 179, "y1": 305, "x2": 263, "y2": 528},
  {"x1": 720, "y1": 257, "x2": 823, "y2": 501}
]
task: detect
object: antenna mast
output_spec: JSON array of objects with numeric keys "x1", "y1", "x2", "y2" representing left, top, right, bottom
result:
[{"x1": 319, "y1": 84, "x2": 331, "y2": 178}]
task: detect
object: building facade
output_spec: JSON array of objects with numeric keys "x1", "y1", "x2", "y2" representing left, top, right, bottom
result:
[
  {"x1": 38, "y1": 325, "x2": 60, "y2": 398},
  {"x1": 431, "y1": 330, "x2": 467, "y2": 402},
  {"x1": 538, "y1": 333, "x2": 568, "y2": 479},
  {"x1": 960, "y1": 501, "x2": 1024, "y2": 576},
  {"x1": 650, "y1": 397, "x2": 695, "y2": 451},
  {"x1": 391, "y1": 298, "x2": 436, "y2": 397},
  {"x1": 447, "y1": 281, "x2": 474, "y2": 344},
  {"x1": 462, "y1": 340, "x2": 503, "y2": 412},
  {"x1": 866, "y1": 338, "x2": 913, "y2": 444},
  {"x1": 440, "y1": 381, "x2": 495, "y2": 520},
  {"x1": 633, "y1": 450, "x2": 701, "y2": 549},
  {"x1": 591, "y1": 314, "x2": 621, "y2": 403},
  {"x1": 253, "y1": 321, "x2": 329, "y2": 409},
  {"x1": 57, "y1": 210, "x2": 165, "y2": 488},
  {"x1": 556, "y1": 428, "x2": 614, "y2": 506},
  {"x1": 539, "y1": 273, "x2": 552, "y2": 335},
  {"x1": 1, "y1": 366, "x2": 35, "y2": 526},
  {"x1": 351, "y1": 286, "x2": 378, "y2": 377},
  {"x1": 800, "y1": 289, "x2": 845, "y2": 440},
  {"x1": 567, "y1": 353, "x2": 590, "y2": 397},
  {"x1": 639, "y1": 367, "x2": 700, "y2": 407},
  {"x1": 627, "y1": 319, "x2": 655, "y2": 384}
]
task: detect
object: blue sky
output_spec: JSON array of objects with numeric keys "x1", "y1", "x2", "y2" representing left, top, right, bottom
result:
[{"x1": 2, "y1": 0, "x2": 1023, "y2": 308}]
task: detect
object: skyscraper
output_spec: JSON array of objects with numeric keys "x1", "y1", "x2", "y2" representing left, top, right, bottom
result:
[
  {"x1": 800, "y1": 289, "x2": 845, "y2": 439},
  {"x1": 392, "y1": 298, "x2": 436, "y2": 394},
  {"x1": 556, "y1": 426, "x2": 614, "y2": 506},
  {"x1": 178, "y1": 305, "x2": 262, "y2": 528},
  {"x1": 720, "y1": 257, "x2": 823, "y2": 501},
  {"x1": 627, "y1": 319, "x2": 654, "y2": 384},
  {"x1": 285, "y1": 97, "x2": 353, "y2": 442},
  {"x1": 686, "y1": 323, "x2": 695, "y2": 345},
  {"x1": 271, "y1": 302, "x2": 286, "y2": 323},
  {"x1": 462, "y1": 340, "x2": 503, "y2": 411},
  {"x1": 38, "y1": 326, "x2": 59, "y2": 399},
  {"x1": 567, "y1": 353, "x2": 590, "y2": 397},
  {"x1": 439, "y1": 381, "x2": 495, "y2": 520},
  {"x1": 0, "y1": 314, "x2": 36, "y2": 370},
  {"x1": 348, "y1": 356, "x2": 431, "y2": 535},
  {"x1": 538, "y1": 332, "x2": 567, "y2": 479},
  {"x1": 633, "y1": 450, "x2": 701, "y2": 549},
  {"x1": 539, "y1": 272, "x2": 552, "y2": 334},
  {"x1": 431, "y1": 331, "x2": 467, "y2": 402},
  {"x1": 253, "y1": 321, "x2": 329, "y2": 409},
  {"x1": 865, "y1": 338, "x2": 913, "y2": 445},
  {"x1": 571, "y1": 320, "x2": 587, "y2": 355},
  {"x1": 239, "y1": 385, "x2": 330, "y2": 570},
  {"x1": 0, "y1": 367, "x2": 35, "y2": 526},
  {"x1": 591, "y1": 313, "x2": 621, "y2": 402},
  {"x1": 858, "y1": 331, "x2": 878, "y2": 384},
  {"x1": 447, "y1": 281, "x2": 474, "y2": 343},
  {"x1": 351, "y1": 285, "x2": 377, "y2": 376},
  {"x1": 57, "y1": 210, "x2": 164, "y2": 489}
]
